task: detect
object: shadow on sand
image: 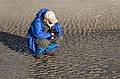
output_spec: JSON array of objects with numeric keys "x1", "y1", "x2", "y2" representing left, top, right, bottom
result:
[
  {"x1": 0, "y1": 32, "x2": 63, "y2": 63},
  {"x1": 0, "y1": 32, "x2": 29, "y2": 54}
]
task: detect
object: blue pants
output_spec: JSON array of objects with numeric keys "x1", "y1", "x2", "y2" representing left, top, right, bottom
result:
[{"x1": 35, "y1": 42, "x2": 58, "y2": 55}]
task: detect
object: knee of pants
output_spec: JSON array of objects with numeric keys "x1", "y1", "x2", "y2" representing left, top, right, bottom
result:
[{"x1": 35, "y1": 39, "x2": 50, "y2": 47}]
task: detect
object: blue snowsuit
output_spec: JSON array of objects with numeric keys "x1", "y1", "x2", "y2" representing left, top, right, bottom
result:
[{"x1": 27, "y1": 8, "x2": 62, "y2": 56}]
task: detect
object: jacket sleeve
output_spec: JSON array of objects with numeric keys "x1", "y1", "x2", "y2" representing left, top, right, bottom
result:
[
  {"x1": 32, "y1": 22, "x2": 52, "y2": 39},
  {"x1": 53, "y1": 22, "x2": 62, "y2": 37}
]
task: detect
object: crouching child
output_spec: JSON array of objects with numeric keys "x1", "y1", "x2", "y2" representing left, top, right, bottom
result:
[{"x1": 27, "y1": 8, "x2": 63, "y2": 59}]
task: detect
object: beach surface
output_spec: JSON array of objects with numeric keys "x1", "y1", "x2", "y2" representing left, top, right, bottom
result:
[{"x1": 0, "y1": 0, "x2": 120, "y2": 79}]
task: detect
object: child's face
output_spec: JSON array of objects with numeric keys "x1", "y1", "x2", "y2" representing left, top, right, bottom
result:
[{"x1": 44, "y1": 18, "x2": 54, "y2": 28}]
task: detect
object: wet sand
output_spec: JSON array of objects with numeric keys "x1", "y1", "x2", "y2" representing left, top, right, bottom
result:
[{"x1": 0, "y1": 0, "x2": 120, "y2": 79}]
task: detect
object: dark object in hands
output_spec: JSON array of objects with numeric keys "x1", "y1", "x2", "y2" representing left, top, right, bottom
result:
[
  {"x1": 50, "y1": 28, "x2": 58, "y2": 36},
  {"x1": 51, "y1": 29, "x2": 56, "y2": 33}
]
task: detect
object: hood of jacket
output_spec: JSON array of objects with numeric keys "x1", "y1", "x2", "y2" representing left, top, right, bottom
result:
[{"x1": 36, "y1": 8, "x2": 48, "y2": 18}]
